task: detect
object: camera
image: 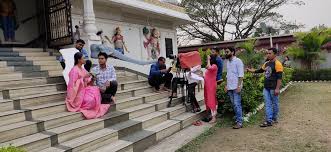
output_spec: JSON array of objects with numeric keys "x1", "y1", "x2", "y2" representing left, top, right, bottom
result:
[{"x1": 169, "y1": 54, "x2": 181, "y2": 69}]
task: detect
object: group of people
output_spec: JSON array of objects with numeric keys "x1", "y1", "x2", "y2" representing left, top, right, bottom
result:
[
  {"x1": 146, "y1": 47, "x2": 283, "y2": 130},
  {"x1": 65, "y1": 39, "x2": 118, "y2": 119}
]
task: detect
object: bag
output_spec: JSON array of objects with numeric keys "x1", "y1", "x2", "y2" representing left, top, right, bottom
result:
[{"x1": 178, "y1": 51, "x2": 201, "y2": 69}]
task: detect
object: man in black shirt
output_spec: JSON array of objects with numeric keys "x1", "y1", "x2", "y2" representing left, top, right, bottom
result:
[{"x1": 247, "y1": 48, "x2": 283, "y2": 127}]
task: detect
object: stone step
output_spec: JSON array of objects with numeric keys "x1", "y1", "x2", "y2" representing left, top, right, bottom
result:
[
  {"x1": 117, "y1": 74, "x2": 139, "y2": 83},
  {"x1": 25, "y1": 56, "x2": 57, "y2": 61},
  {"x1": 0, "y1": 133, "x2": 52, "y2": 152},
  {"x1": 120, "y1": 80, "x2": 148, "y2": 91},
  {"x1": 13, "y1": 48, "x2": 47, "y2": 52},
  {"x1": 0, "y1": 52, "x2": 20, "y2": 57},
  {"x1": 0, "y1": 121, "x2": 41, "y2": 143},
  {"x1": 17, "y1": 91, "x2": 66, "y2": 108},
  {"x1": 0, "y1": 76, "x2": 63, "y2": 88},
  {"x1": 132, "y1": 111, "x2": 168, "y2": 129},
  {"x1": 0, "y1": 110, "x2": 26, "y2": 126},
  {"x1": 172, "y1": 106, "x2": 206, "y2": 129},
  {"x1": 19, "y1": 52, "x2": 50, "y2": 57},
  {"x1": 116, "y1": 86, "x2": 153, "y2": 100},
  {"x1": 120, "y1": 104, "x2": 156, "y2": 119},
  {"x1": 145, "y1": 120, "x2": 181, "y2": 142},
  {"x1": 120, "y1": 130, "x2": 156, "y2": 152},
  {"x1": 40, "y1": 65, "x2": 63, "y2": 71},
  {"x1": 6, "y1": 61, "x2": 33, "y2": 66},
  {"x1": 36, "y1": 111, "x2": 83, "y2": 130},
  {"x1": 2, "y1": 83, "x2": 66, "y2": 99},
  {"x1": 160, "y1": 104, "x2": 187, "y2": 119},
  {"x1": 48, "y1": 70, "x2": 63, "y2": 77},
  {"x1": 25, "y1": 101, "x2": 67, "y2": 119},
  {"x1": 0, "y1": 61, "x2": 7, "y2": 67},
  {"x1": 13, "y1": 65, "x2": 41, "y2": 72},
  {"x1": 22, "y1": 71, "x2": 49, "y2": 78},
  {"x1": 0, "y1": 99, "x2": 14, "y2": 112},
  {"x1": 0, "y1": 67, "x2": 14, "y2": 74},
  {"x1": 92, "y1": 140, "x2": 133, "y2": 152},
  {"x1": 0, "y1": 72, "x2": 23, "y2": 81},
  {"x1": 114, "y1": 92, "x2": 167, "y2": 111},
  {"x1": 0, "y1": 56, "x2": 26, "y2": 61},
  {"x1": 33, "y1": 60, "x2": 61, "y2": 66},
  {"x1": 42, "y1": 128, "x2": 118, "y2": 152},
  {"x1": 0, "y1": 111, "x2": 128, "y2": 152}
]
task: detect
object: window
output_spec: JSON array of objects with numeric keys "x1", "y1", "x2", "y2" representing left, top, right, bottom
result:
[{"x1": 165, "y1": 38, "x2": 173, "y2": 58}]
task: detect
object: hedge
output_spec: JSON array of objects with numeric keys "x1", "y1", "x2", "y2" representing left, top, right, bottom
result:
[
  {"x1": 217, "y1": 67, "x2": 293, "y2": 115},
  {"x1": 292, "y1": 69, "x2": 331, "y2": 81}
]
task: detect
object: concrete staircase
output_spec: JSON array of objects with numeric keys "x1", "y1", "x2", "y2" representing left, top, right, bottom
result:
[{"x1": 0, "y1": 47, "x2": 206, "y2": 152}]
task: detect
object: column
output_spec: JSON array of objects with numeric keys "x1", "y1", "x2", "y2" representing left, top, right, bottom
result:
[{"x1": 82, "y1": 0, "x2": 101, "y2": 57}]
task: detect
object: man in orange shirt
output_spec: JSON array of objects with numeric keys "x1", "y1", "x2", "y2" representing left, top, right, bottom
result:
[
  {"x1": 0, "y1": 0, "x2": 16, "y2": 42},
  {"x1": 247, "y1": 48, "x2": 284, "y2": 127}
]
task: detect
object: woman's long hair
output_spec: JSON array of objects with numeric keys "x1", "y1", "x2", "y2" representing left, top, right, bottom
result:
[
  {"x1": 210, "y1": 54, "x2": 217, "y2": 65},
  {"x1": 74, "y1": 52, "x2": 83, "y2": 65}
]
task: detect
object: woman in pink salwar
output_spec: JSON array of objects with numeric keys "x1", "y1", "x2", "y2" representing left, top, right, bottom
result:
[
  {"x1": 204, "y1": 55, "x2": 218, "y2": 123},
  {"x1": 65, "y1": 52, "x2": 110, "y2": 119}
]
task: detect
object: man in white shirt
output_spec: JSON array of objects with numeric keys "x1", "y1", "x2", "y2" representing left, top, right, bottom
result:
[{"x1": 224, "y1": 47, "x2": 244, "y2": 129}]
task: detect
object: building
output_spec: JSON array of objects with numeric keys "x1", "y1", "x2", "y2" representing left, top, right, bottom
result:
[{"x1": 0, "y1": 0, "x2": 192, "y2": 66}]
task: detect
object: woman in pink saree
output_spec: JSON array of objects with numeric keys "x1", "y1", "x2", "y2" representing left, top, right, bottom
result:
[
  {"x1": 204, "y1": 55, "x2": 218, "y2": 123},
  {"x1": 66, "y1": 52, "x2": 110, "y2": 119}
]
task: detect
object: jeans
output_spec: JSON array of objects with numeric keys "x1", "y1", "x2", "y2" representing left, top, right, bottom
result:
[
  {"x1": 90, "y1": 44, "x2": 156, "y2": 65},
  {"x1": 148, "y1": 73, "x2": 173, "y2": 90},
  {"x1": 228, "y1": 90, "x2": 243, "y2": 125},
  {"x1": 1, "y1": 16, "x2": 15, "y2": 41},
  {"x1": 115, "y1": 48, "x2": 124, "y2": 54},
  {"x1": 263, "y1": 88, "x2": 279, "y2": 123},
  {"x1": 101, "y1": 80, "x2": 118, "y2": 104}
]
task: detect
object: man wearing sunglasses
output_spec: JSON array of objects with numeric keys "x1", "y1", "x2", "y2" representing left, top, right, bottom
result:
[{"x1": 247, "y1": 48, "x2": 283, "y2": 127}]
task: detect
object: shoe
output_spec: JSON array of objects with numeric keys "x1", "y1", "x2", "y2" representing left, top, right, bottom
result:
[
  {"x1": 233, "y1": 123, "x2": 243, "y2": 129},
  {"x1": 260, "y1": 121, "x2": 273, "y2": 127}
]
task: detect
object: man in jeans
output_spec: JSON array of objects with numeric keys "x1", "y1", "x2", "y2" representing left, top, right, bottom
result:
[
  {"x1": 212, "y1": 48, "x2": 224, "y2": 83},
  {"x1": 92, "y1": 52, "x2": 118, "y2": 103},
  {"x1": 247, "y1": 48, "x2": 283, "y2": 127},
  {"x1": 148, "y1": 57, "x2": 173, "y2": 92},
  {"x1": 224, "y1": 47, "x2": 244, "y2": 129}
]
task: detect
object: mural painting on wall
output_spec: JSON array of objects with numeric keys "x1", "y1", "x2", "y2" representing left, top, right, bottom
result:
[
  {"x1": 90, "y1": 30, "x2": 155, "y2": 65},
  {"x1": 111, "y1": 27, "x2": 129, "y2": 55},
  {"x1": 0, "y1": 0, "x2": 17, "y2": 42},
  {"x1": 143, "y1": 27, "x2": 160, "y2": 60}
]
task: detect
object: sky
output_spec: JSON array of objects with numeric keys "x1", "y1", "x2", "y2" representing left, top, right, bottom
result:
[{"x1": 278, "y1": 0, "x2": 331, "y2": 32}]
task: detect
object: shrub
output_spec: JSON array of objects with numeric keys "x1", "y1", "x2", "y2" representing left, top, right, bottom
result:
[
  {"x1": 217, "y1": 68, "x2": 293, "y2": 115},
  {"x1": 292, "y1": 69, "x2": 331, "y2": 81},
  {"x1": 0, "y1": 146, "x2": 26, "y2": 152},
  {"x1": 198, "y1": 48, "x2": 212, "y2": 68}
]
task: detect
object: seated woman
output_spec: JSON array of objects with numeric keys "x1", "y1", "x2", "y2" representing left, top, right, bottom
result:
[{"x1": 65, "y1": 52, "x2": 110, "y2": 119}]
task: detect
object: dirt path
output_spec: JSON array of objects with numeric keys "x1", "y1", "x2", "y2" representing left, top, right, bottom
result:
[{"x1": 198, "y1": 83, "x2": 331, "y2": 152}]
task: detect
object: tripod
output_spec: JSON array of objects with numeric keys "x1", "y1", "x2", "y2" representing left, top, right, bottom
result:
[{"x1": 167, "y1": 68, "x2": 189, "y2": 111}]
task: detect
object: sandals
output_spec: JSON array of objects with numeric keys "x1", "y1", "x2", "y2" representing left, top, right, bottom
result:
[{"x1": 192, "y1": 120, "x2": 202, "y2": 126}]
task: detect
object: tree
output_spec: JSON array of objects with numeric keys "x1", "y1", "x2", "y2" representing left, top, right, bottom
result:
[
  {"x1": 180, "y1": 0, "x2": 304, "y2": 43},
  {"x1": 286, "y1": 28, "x2": 331, "y2": 70},
  {"x1": 236, "y1": 39, "x2": 264, "y2": 69}
]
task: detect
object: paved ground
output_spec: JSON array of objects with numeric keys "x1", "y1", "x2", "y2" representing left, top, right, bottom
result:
[{"x1": 197, "y1": 83, "x2": 331, "y2": 152}]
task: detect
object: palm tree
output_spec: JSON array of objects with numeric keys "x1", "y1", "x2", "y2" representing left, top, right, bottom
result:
[
  {"x1": 236, "y1": 39, "x2": 264, "y2": 69},
  {"x1": 286, "y1": 28, "x2": 331, "y2": 70}
]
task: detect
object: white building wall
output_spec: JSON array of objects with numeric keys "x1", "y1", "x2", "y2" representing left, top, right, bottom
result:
[{"x1": 70, "y1": 0, "x2": 178, "y2": 61}]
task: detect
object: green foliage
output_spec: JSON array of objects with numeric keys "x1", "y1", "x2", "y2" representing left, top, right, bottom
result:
[
  {"x1": 286, "y1": 28, "x2": 331, "y2": 70},
  {"x1": 198, "y1": 48, "x2": 212, "y2": 68},
  {"x1": 217, "y1": 68, "x2": 293, "y2": 115},
  {"x1": 292, "y1": 69, "x2": 331, "y2": 81},
  {"x1": 0, "y1": 146, "x2": 26, "y2": 152},
  {"x1": 236, "y1": 40, "x2": 265, "y2": 69}
]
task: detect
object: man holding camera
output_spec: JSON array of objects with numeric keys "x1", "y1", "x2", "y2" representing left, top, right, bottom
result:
[{"x1": 148, "y1": 57, "x2": 173, "y2": 92}]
